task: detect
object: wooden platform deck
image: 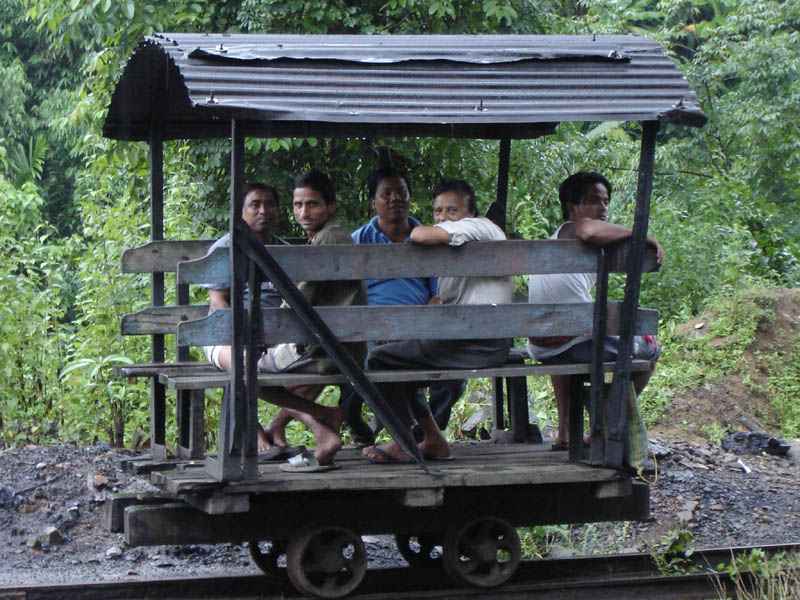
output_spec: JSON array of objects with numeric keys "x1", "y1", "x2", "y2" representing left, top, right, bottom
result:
[
  {"x1": 144, "y1": 442, "x2": 626, "y2": 496},
  {"x1": 117, "y1": 442, "x2": 649, "y2": 547}
]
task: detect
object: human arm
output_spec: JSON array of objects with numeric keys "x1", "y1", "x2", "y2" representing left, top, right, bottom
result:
[
  {"x1": 567, "y1": 218, "x2": 665, "y2": 265},
  {"x1": 409, "y1": 225, "x2": 451, "y2": 245},
  {"x1": 208, "y1": 288, "x2": 231, "y2": 313}
]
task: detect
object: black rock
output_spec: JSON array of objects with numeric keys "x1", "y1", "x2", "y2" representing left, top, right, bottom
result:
[
  {"x1": 0, "y1": 485, "x2": 13, "y2": 509},
  {"x1": 721, "y1": 432, "x2": 789, "y2": 456}
]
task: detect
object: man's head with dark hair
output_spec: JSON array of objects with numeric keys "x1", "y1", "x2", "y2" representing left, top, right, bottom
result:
[
  {"x1": 243, "y1": 182, "x2": 278, "y2": 208},
  {"x1": 432, "y1": 179, "x2": 478, "y2": 224},
  {"x1": 293, "y1": 169, "x2": 336, "y2": 206},
  {"x1": 241, "y1": 182, "x2": 279, "y2": 242},
  {"x1": 367, "y1": 166, "x2": 411, "y2": 199},
  {"x1": 558, "y1": 172, "x2": 612, "y2": 221},
  {"x1": 367, "y1": 166, "x2": 412, "y2": 230},
  {"x1": 292, "y1": 169, "x2": 337, "y2": 238},
  {"x1": 432, "y1": 180, "x2": 477, "y2": 215}
]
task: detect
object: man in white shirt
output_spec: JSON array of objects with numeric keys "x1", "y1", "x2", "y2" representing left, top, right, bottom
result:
[
  {"x1": 527, "y1": 171, "x2": 663, "y2": 450},
  {"x1": 362, "y1": 180, "x2": 513, "y2": 463}
]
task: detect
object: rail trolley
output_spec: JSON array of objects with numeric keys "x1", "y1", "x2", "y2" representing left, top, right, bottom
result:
[{"x1": 103, "y1": 33, "x2": 706, "y2": 597}]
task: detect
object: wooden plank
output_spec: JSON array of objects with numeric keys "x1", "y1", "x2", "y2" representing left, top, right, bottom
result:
[
  {"x1": 114, "y1": 362, "x2": 217, "y2": 378},
  {"x1": 124, "y1": 479, "x2": 647, "y2": 546},
  {"x1": 181, "y1": 492, "x2": 250, "y2": 514},
  {"x1": 161, "y1": 359, "x2": 655, "y2": 390},
  {"x1": 177, "y1": 240, "x2": 660, "y2": 285},
  {"x1": 178, "y1": 303, "x2": 659, "y2": 346},
  {"x1": 103, "y1": 492, "x2": 173, "y2": 532},
  {"x1": 121, "y1": 305, "x2": 209, "y2": 335},
  {"x1": 121, "y1": 240, "x2": 214, "y2": 273},
  {"x1": 167, "y1": 460, "x2": 623, "y2": 496}
]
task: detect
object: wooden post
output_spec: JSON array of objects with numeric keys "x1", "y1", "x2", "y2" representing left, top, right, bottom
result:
[
  {"x1": 176, "y1": 230, "x2": 197, "y2": 457},
  {"x1": 589, "y1": 248, "x2": 609, "y2": 465},
  {"x1": 148, "y1": 127, "x2": 166, "y2": 460},
  {"x1": 508, "y1": 376, "x2": 528, "y2": 443},
  {"x1": 603, "y1": 120, "x2": 659, "y2": 469},
  {"x1": 492, "y1": 377, "x2": 505, "y2": 431},
  {"x1": 487, "y1": 138, "x2": 511, "y2": 231},
  {"x1": 205, "y1": 120, "x2": 246, "y2": 481},
  {"x1": 243, "y1": 260, "x2": 261, "y2": 479},
  {"x1": 568, "y1": 376, "x2": 585, "y2": 462},
  {"x1": 488, "y1": 139, "x2": 512, "y2": 430}
]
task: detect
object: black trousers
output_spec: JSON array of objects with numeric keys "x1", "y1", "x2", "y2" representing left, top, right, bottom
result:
[{"x1": 366, "y1": 338, "x2": 511, "y2": 427}]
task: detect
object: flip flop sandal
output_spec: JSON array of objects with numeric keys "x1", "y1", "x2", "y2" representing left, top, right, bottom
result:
[
  {"x1": 279, "y1": 450, "x2": 339, "y2": 473},
  {"x1": 282, "y1": 445, "x2": 306, "y2": 459},
  {"x1": 363, "y1": 446, "x2": 415, "y2": 464},
  {"x1": 423, "y1": 453, "x2": 455, "y2": 461},
  {"x1": 258, "y1": 446, "x2": 287, "y2": 461}
]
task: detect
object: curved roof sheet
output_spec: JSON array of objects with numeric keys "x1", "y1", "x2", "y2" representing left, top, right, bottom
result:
[{"x1": 103, "y1": 33, "x2": 706, "y2": 141}]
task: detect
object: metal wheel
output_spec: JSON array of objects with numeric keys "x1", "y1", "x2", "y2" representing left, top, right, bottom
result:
[
  {"x1": 286, "y1": 525, "x2": 367, "y2": 598},
  {"x1": 248, "y1": 539, "x2": 286, "y2": 575},
  {"x1": 442, "y1": 516, "x2": 521, "y2": 588},
  {"x1": 394, "y1": 533, "x2": 443, "y2": 568}
]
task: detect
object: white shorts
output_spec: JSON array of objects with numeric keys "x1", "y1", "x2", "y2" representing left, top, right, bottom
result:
[{"x1": 203, "y1": 345, "x2": 225, "y2": 370}]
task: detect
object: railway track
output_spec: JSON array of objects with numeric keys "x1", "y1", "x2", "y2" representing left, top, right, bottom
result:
[{"x1": 2, "y1": 542, "x2": 796, "y2": 600}]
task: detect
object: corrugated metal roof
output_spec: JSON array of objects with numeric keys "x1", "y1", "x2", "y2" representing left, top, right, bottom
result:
[{"x1": 103, "y1": 33, "x2": 706, "y2": 141}]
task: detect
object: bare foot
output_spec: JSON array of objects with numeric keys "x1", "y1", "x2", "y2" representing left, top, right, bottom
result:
[
  {"x1": 257, "y1": 427, "x2": 274, "y2": 453},
  {"x1": 257, "y1": 425, "x2": 288, "y2": 453},
  {"x1": 313, "y1": 423, "x2": 342, "y2": 466},
  {"x1": 362, "y1": 441, "x2": 411, "y2": 462},
  {"x1": 418, "y1": 438, "x2": 451, "y2": 460}
]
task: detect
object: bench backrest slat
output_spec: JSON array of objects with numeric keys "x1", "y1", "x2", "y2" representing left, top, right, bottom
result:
[
  {"x1": 121, "y1": 240, "x2": 215, "y2": 274},
  {"x1": 177, "y1": 240, "x2": 659, "y2": 285},
  {"x1": 121, "y1": 305, "x2": 210, "y2": 335},
  {"x1": 174, "y1": 303, "x2": 658, "y2": 346}
]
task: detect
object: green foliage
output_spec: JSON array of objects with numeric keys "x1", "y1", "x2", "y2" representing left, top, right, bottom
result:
[
  {"x1": 0, "y1": 179, "x2": 71, "y2": 446},
  {"x1": 715, "y1": 549, "x2": 800, "y2": 600},
  {"x1": 641, "y1": 288, "x2": 800, "y2": 438},
  {"x1": 238, "y1": 0, "x2": 568, "y2": 34},
  {"x1": 7, "y1": 135, "x2": 48, "y2": 186},
  {"x1": 59, "y1": 354, "x2": 134, "y2": 447},
  {"x1": 650, "y1": 526, "x2": 697, "y2": 575},
  {"x1": 518, "y1": 524, "x2": 571, "y2": 558}
]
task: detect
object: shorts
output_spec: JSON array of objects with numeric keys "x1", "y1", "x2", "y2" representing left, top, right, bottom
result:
[
  {"x1": 203, "y1": 343, "x2": 319, "y2": 374},
  {"x1": 203, "y1": 345, "x2": 225, "y2": 370},
  {"x1": 543, "y1": 335, "x2": 660, "y2": 365}
]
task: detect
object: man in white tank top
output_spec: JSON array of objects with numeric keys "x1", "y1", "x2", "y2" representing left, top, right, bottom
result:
[{"x1": 527, "y1": 172, "x2": 664, "y2": 450}]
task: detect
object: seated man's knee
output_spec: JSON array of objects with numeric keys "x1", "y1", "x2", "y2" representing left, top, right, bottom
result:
[{"x1": 286, "y1": 383, "x2": 325, "y2": 402}]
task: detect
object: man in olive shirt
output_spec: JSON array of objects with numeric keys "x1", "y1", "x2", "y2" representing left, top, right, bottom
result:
[{"x1": 223, "y1": 170, "x2": 366, "y2": 471}]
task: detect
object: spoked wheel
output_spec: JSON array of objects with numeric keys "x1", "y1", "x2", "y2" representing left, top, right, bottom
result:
[
  {"x1": 394, "y1": 533, "x2": 443, "y2": 568},
  {"x1": 286, "y1": 525, "x2": 367, "y2": 598},
  {"x1": 442, "y1": 516, "x2": 521, "y2": 588},
  {"x1": 248, "y1": 539, "x2": 287, "y2": 576}
]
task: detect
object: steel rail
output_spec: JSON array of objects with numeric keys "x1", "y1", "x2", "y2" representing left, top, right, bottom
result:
[{"x1": 2, "y1": 542, "x2": 796, "y2": 600}]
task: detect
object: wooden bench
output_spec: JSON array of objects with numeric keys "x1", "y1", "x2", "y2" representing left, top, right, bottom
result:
[
  {"x1": 115, "y1": 239, "x2": 216, "y2": 461},
  {"x1": 117, "y1": 227, "x2": 659, "y2": 481}
]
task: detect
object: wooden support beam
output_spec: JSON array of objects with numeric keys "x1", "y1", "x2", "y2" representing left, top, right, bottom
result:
[
  {"x1": 508, "y1": 376, "x2": 529, "y2": 443},
  {"x1": 205, "y1": 120, "x2": 244, "y2": 482},
  {"x1": 605, "y1": 120, "x2": 660, "y2": 469},
  {"x1": 149, "y1": 127, "x2": 166, "y2": 459},
  {"x1": 590, "y1": 248, "x2": 610, "y2": 466}
]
